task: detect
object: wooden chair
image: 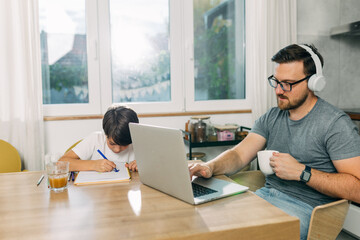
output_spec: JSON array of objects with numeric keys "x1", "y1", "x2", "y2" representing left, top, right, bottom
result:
[
  {"x1": 230, "y1": 170, "x2": 350, "y2": 240},
  {"x1": 0, "y1": 139, "x2": 21, "y2": 173}
]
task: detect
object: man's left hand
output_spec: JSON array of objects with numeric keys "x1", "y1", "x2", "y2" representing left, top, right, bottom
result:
[{"x1": 269, "y1": 152, "x2": 304, "y2": 181}]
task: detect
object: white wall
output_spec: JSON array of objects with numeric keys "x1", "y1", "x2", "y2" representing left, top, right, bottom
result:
[
  {"x1": 297, "y1": 0, "x2": 360, "y2": 109},
  {"x1": 44, "y1": 112, "x2": 254, "y2": 160}
]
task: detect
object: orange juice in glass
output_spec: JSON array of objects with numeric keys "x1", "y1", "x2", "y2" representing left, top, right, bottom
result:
[{"x1": 46, "y1": 161, "x2": 69, "y2": 192}]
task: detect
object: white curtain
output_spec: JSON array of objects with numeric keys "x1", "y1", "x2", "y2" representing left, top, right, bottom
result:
[
  {"x1": 0, "y1": 0, "x2": 45, "y2": 170},
  {"x1": 248, "y1": 0, "x2": 297, "y2": 121}
]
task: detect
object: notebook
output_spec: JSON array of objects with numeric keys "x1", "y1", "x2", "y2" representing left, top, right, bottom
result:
[
  {"x1": 74, "y1": 161, "x2": 130, "y2": 185},
  {"x1": 129, "y1": 123, "x2": 248, "y2": 205}
]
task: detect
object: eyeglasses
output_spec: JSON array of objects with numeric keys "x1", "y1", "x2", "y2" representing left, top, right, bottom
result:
[{"x1": 268, "y1": 75, "x2": 311, "y2": 92}]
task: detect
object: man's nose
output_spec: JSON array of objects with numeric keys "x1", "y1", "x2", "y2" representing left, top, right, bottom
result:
[{"x1": 275, "y1": 84, "x2": 285, "y2": 94}]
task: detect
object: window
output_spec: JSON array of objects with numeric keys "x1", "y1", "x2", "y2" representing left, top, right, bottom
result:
[
  {"x1": 39, "y1": 0, "x2": 88, "y2": 104},
  {"x1": 193, "y1": 0, "x2": 245, "y2": 101},
  {"x1": 184, "y1": 0, "x2": 248, "y2": 111},
  {"x1": 109, "y1": 0, "x2": 171, "y2": 103},
  {"x1": 39, "y1": 0, "x2": 247, "y2": 116},
  {"x1": 39, "y1": 0, "x2": 100, "y2": 116}
]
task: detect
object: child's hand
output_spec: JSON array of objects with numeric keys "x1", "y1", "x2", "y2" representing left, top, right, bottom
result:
[
  {"x1": 93, "y1": 159, "x2": 117, "y2": 172},
  {"x1": 125, "y1": 160, "x2": 138, "y2": 172}
]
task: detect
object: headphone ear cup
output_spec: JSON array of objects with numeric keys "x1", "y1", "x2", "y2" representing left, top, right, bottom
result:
[{"x1": 308, "y1": 74, "x2": 326, "y2": 92}]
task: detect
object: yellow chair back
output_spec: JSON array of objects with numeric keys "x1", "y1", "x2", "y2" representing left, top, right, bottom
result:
[
  {"x1": 65, "y1": 140, "x2": 82, "y2": 153},
  {"x1": 0, "y1": 140, "x2": 21, "y2": 173}
]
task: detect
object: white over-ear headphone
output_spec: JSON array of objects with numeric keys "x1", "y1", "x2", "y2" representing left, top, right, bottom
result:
[{"x1": 297, "y1": 44, "x2": 326, "y2": 92}]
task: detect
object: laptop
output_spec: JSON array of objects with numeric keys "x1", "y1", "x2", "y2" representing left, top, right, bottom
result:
[{"x1": 129, "y1": 123, "x2": 249, "y2": 205}]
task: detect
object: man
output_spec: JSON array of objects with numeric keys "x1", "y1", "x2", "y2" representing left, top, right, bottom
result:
[{"x1": 189, "y1": 44, "x2": 360, "y2": 240}]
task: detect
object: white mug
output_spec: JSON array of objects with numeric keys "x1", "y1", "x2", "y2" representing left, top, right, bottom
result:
[{"x1": 257, "y1": 150, "x2": 279, "y2": 176}]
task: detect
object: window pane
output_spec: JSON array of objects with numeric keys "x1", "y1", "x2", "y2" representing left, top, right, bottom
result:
[
  {"x1": 39, "y1": 0, "x2": 89, "y2": 104},
  {"x1": 109, "y1": 0, "x2": 170, "y2": 103},
  {"x1": 193, "y1": 0, "x2": 245, "y2": 101}
]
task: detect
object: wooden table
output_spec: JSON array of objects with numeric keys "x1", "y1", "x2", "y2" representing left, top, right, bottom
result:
[{"x1": 0, "y1": 171, "x2": 299, "y2": 240}]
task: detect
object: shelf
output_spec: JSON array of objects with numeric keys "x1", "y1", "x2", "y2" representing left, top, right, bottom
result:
[
  {"x1": 183, "y1": 139, "x2": 242, "y2": 148},
  {"x1": 182, "y1": 126, "x2": 250, "y2": 159}
]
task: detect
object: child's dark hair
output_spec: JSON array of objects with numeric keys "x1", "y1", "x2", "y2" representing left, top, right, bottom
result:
[
  {"x1": 271, "y1": 44, "x2": 324, "y2": 76},
  {"x1": 102, "y1": 105, "x2": 139, "y2": 146}
]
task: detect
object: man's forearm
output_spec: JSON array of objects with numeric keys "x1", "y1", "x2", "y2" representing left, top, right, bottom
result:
[
  {"x1": 207, "y1": 148, "x2": 246, "y2": 176},
  {"x1": 308, "y1": 169, "x2": 360, "y2": 204}
]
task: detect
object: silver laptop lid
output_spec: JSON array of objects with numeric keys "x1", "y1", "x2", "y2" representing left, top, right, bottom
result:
[{"x1": 129, "y1": 123, "x2": 195, "y2": 204}]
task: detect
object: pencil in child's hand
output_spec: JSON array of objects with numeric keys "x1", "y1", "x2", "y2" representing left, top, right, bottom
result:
[{"x1": 97, "y1": 149, "x2": 119, "y2": 172}]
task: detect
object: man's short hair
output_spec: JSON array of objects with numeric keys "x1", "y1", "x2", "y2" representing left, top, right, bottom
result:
[
  {"x1": 271, "y1": 44, "x2": 324, "y2": 77},
  {"x1": 102, "y1": 105, "x2": 139, "y2": 146}
]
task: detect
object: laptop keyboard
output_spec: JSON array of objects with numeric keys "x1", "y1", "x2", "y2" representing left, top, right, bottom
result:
[{"x1": 192, "y1": 182, "x2": 218, "y2": 198}]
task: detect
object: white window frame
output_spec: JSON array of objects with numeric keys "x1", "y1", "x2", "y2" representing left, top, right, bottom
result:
[
  {"x1": 42, "y1": 0, "x2": 101, "y2": 116},
  {"x1": 42, "y1": 0, "x2": 251, "y2": 116},
  {"x1": 98, "y1": 0, "x2": 184, "y2": 114},
  {"x1": 183, "y1": 0, "x2": 251, "y2": 112}
]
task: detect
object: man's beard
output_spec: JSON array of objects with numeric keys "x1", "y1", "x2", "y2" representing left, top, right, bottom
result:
[{"x1": 277, "y1": 91, "x2": 308, "y2": 110}]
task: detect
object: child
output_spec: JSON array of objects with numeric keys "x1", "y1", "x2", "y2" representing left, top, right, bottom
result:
[{"x1": 59, "y1": 105, "x2": 139, "y2": 172}]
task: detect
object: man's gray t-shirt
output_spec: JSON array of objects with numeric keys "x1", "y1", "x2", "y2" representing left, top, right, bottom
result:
[{"x1": 251, "y1": 98, "x2": 360, "y2": 207}]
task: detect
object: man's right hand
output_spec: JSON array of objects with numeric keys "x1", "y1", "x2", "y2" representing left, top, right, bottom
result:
[
  {"x1": 188, "y1": 162, "x2": 213, "y2": 179},
  {"x1": 92, "y1": 159, "x2": 117, "y2": 172}
]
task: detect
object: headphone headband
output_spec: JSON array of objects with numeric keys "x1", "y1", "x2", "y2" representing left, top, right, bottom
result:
[
  {"x1": 297, "y1": 44, "x2": 323, "y2": 76},
  {"x1": 297, "y1": 44, "x2": 326, "y2": 92}
]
